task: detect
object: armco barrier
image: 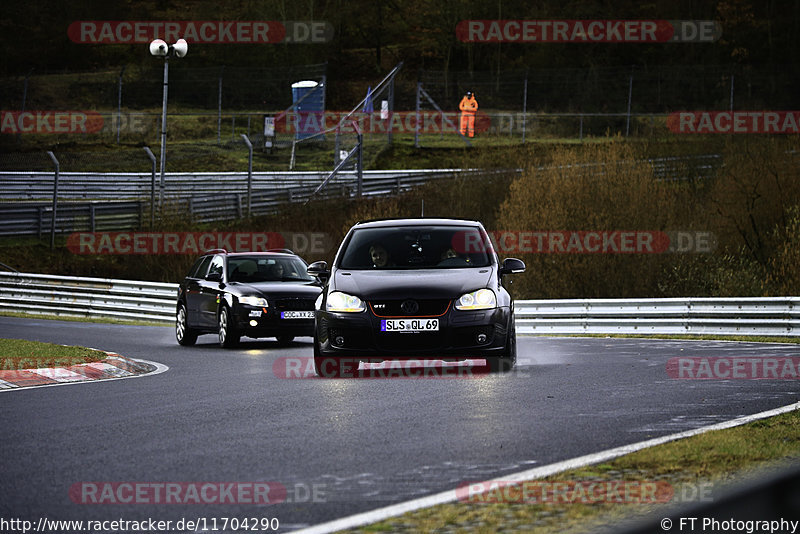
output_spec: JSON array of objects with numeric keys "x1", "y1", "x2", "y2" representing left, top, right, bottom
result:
[
  {"x1": 0, "y1": 271, "x2": 798, "y2": 336},
  {"x1": 515, "y1": 297, "x2": 800, "y2": 337},
  {"x1": 0, "y1": 272, "x2": 177, "y2": 323}
]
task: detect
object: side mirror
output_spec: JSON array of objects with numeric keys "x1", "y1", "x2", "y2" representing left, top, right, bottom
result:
[
  {"x1": 307, "y1": 261, "x2": 331, "y2": 282},
  {"x1": 206, "y1": 271, "x2": 223, "y2": 282},
  {"x1": 500, "y1": 257, "x2": 526, "y2": 275}
]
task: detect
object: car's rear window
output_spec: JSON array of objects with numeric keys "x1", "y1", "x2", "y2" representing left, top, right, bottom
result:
[
  {"x1": 227, "y1": 255, "x2": 313, "y2": 282},
  {"x1": 338, "y1": 226, "x2": 493, "y2": 270}
]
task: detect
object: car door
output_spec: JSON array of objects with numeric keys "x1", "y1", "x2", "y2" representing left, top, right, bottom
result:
[
  {"x1": 185, "y1": 255, "x2": 212, "y2": 325},
  {"x1": 198, "y1": 254, "x2": 225, "y2": 328}
]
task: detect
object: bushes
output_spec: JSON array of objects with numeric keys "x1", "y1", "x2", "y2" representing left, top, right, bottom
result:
[
  {"x1": 4, "y1": 137, "x2": 799, "y2": 297},
  {"x1": 496, "y1": 136, "x2": 800, "y2": 298}
]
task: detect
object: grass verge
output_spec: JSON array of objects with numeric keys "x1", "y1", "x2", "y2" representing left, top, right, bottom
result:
[
  {"x1": 537, "y1": 334, "x2": 800, "y2": 344},
  {"x1": 0, "y1": 338, "x2": 108, "y2": 370},
  {"x1": 345, "y1": 408, "x2": 800, "y2": 533},
  {"x1": 0, "y1": 311, "x2": 171, "y2": 328}
]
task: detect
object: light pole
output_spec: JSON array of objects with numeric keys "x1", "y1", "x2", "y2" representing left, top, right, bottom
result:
[{"x1": 149, "y1": 38, "x2": 188, "y2": 213}]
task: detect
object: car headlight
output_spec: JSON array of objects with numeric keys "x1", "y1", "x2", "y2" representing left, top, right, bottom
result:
[
  {"x1": 239, "y1": 296, "x2": 269, "y2": 307},
  {"x1": 455, "y1": 289, "x2": 496, "y2": 310},
  {"x1": 326, "y1": 291, "x2": 365, "y2": 313}
]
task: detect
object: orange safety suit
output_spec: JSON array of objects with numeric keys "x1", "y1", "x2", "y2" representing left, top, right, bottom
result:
[{"x1": 459, "y1": 94, "x2": 478, "y2": 137}]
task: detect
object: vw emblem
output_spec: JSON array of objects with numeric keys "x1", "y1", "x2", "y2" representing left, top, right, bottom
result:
[{"x1": 401, "y1": 299, "x2": 419, "y2": 315}]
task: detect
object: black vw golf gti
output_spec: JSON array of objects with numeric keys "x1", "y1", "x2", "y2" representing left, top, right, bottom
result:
[
  {"x1": 176, "y1": 249, "x2": 322, "y2": 347},
  {"x1": 307, "y1": 218, "x2": 525, "y2": 376}
]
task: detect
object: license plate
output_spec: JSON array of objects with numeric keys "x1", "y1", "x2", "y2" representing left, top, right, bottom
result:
[
  {"x1": 381, "y1": 318, "x2": 439, "y2": 332},
  {"x1": 281, "y1": 311, "x2": 315, "y2": 319}
]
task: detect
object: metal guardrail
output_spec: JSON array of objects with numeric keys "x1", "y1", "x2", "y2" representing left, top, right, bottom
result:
[
  {"x1": 0, "y1": 169, "x2": 475, "y2": 201},
  {"x1": 0, "y1": 169, "x2": 487, "y2": 237},
  {"x1": 0, "y1": 271, "x2": 177, "y2": 323},
  {"x1": 1, "y1": 271, "x2": 798, "y2": 336},
  {"x1": 0, "y1": 155, "x2": 723, "y2": 201},
  {"x1": 515, "y1": 297, "x2": 800, "y2": 337}
]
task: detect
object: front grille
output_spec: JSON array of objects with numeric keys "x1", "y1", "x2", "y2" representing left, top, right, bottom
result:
[
  {"x1": 376, "y1": 332, "x2": 444, "y2": 351},
  {"x1": 369, "y1": 299, "x2": 451, "y2": 317},
  {"x1": 274, "y1": 298, "x2": 316, "y2": 311}
]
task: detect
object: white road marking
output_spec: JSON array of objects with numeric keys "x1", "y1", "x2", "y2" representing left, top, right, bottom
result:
[{"x1": 289, "y1": 400, "x2": 800, "y2": 534}]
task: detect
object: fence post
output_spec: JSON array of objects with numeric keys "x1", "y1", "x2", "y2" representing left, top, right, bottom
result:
[
  {"x1": 89, "y1": 204, "x2": 96, "y2": 232},
  {"x1": 241, "y1": 134, "x2": 253, "y2": 217},
  {"x1": 521, "y1": 75, "x2": 528, "y2": 144},
  {"x1": 729, "y1": 74, "x2": 735, "y2": 112},
  {"x1": 217, "y1": 66, "x2": 224, "y2": 145},
  {"x1": 47, "y1": 151, "x2": 59, "y2": 250},
  {"x1": 143, "y1": 146, "x2": 157, "y2": 226},
  {"x1": 414, "y1": 82, "x2": 421, "y2": 148},
  {"x1": 116, "y1": 65, "x2": 126, "y2": 144},
  {"x1": 387, "y1": 76, "x2": 395, "y2": 145},
  {"x1": 357, "y1": 132, "x2": 363, "y2": 197},
  {"x1": 17, "y1": 69, "x2": 33, "y2": 143},
  {"x1": 334, "y1": 126, "x2": 341, "y2": 167},
  {"x1": 625, "y1": 74, "x2": 633, "y2": 137}
]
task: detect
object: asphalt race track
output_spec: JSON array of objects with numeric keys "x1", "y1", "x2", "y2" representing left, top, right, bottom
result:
[{"x1": 1, "y1": 315, "x2": 799, "y2": 532}]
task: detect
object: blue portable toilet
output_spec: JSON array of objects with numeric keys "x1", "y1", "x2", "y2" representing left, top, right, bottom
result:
[{"x1": 291, "y1": 80, "x2": 324, "y2": 141}]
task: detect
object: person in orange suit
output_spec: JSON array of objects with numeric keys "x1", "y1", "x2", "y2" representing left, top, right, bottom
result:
[{"x1": 459, "y1": 91, "x2": 478, "y2": 137}]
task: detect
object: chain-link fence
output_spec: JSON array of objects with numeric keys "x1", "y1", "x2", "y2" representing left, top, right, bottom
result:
[
  {"x1": 415, "y1": 64, "x2": 800, "y2": 143},
  {"x1": 3, "y1": 63, "x2": 800, "y2": 170}
]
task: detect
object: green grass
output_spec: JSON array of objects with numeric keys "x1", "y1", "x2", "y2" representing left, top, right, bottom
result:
[
  {"x1": 540, "y1": 334, "x2": 800, "y2": 344},
  {"x1": 0, "y1": 311, "x2": 170, "y2": 328},
  {"x1": 346, "y1": 409, "x2": 800, "y2": 533},
  {"x1": 0, "y1": 338, "x2": 108, "y2": 370}
]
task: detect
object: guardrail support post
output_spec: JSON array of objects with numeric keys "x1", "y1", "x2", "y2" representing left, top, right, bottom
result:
[
  {"x1": 46, "y1": 151, "x2": 59, "y2": 250},
  {"x1": 241, "y1": 134, "x2": 253, "y2": 217},
  {"x1": 357, "y1": 132, "x2": 363, "y2": 198},
  {"x1": 143, "y1": 147, "x2": 157, "y2": 227}
]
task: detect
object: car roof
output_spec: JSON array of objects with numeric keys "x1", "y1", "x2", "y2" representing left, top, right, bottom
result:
[
  {"x1": 351, "y1": 217, "x2": 484, "y2": 229},
  {"x1": 202, "y1": 249, "x2": 298, "y2": 257}
]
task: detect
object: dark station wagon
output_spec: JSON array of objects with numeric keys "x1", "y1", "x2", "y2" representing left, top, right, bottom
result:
[{"x1": 176, "y1": 249, "x2": 322, "y2": 347}]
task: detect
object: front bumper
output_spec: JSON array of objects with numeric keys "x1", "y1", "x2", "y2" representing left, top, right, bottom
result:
[
  {"x1": 315, "y1": 306, "x2": 511, "y2": 359},
  {"x1": 234, "y1": 306, "x2": 315, "y2": 338}
]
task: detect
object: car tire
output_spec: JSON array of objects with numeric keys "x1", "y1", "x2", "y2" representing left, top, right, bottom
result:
[
  {"x1": 489, "y1": 318, "x2": 516, "y2": 373},
  {"x1": 176, "y1": 303, "x2": 198, "y2": 346},
  {"x1": 276, "y1": 335, "x2": 294, "y2": 346},
  {"x1": 218, "y1": 306, "x2": 240, "y2": 348}
]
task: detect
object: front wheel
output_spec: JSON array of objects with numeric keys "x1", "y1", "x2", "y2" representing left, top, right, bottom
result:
[
  {"x1": 176, "y1": 303, "x2": 198, "y2": 346},
  {"x1": 489, "y1": 320, "x2": 516, "y2": 373},
  {"x1": 218, "y1": 306, "x2": 241, "y2": 348},
  {"x1": 313, "y1": 336, "x2": 343, "y2": 377}
]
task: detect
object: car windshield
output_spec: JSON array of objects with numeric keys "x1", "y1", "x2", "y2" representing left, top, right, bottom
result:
[
  {"x1": 227, "y1": 255, "x2": 314, "y2": 282},
  {"x1": 338, "y1": 225, "x2": 493, "y2": 270}
]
